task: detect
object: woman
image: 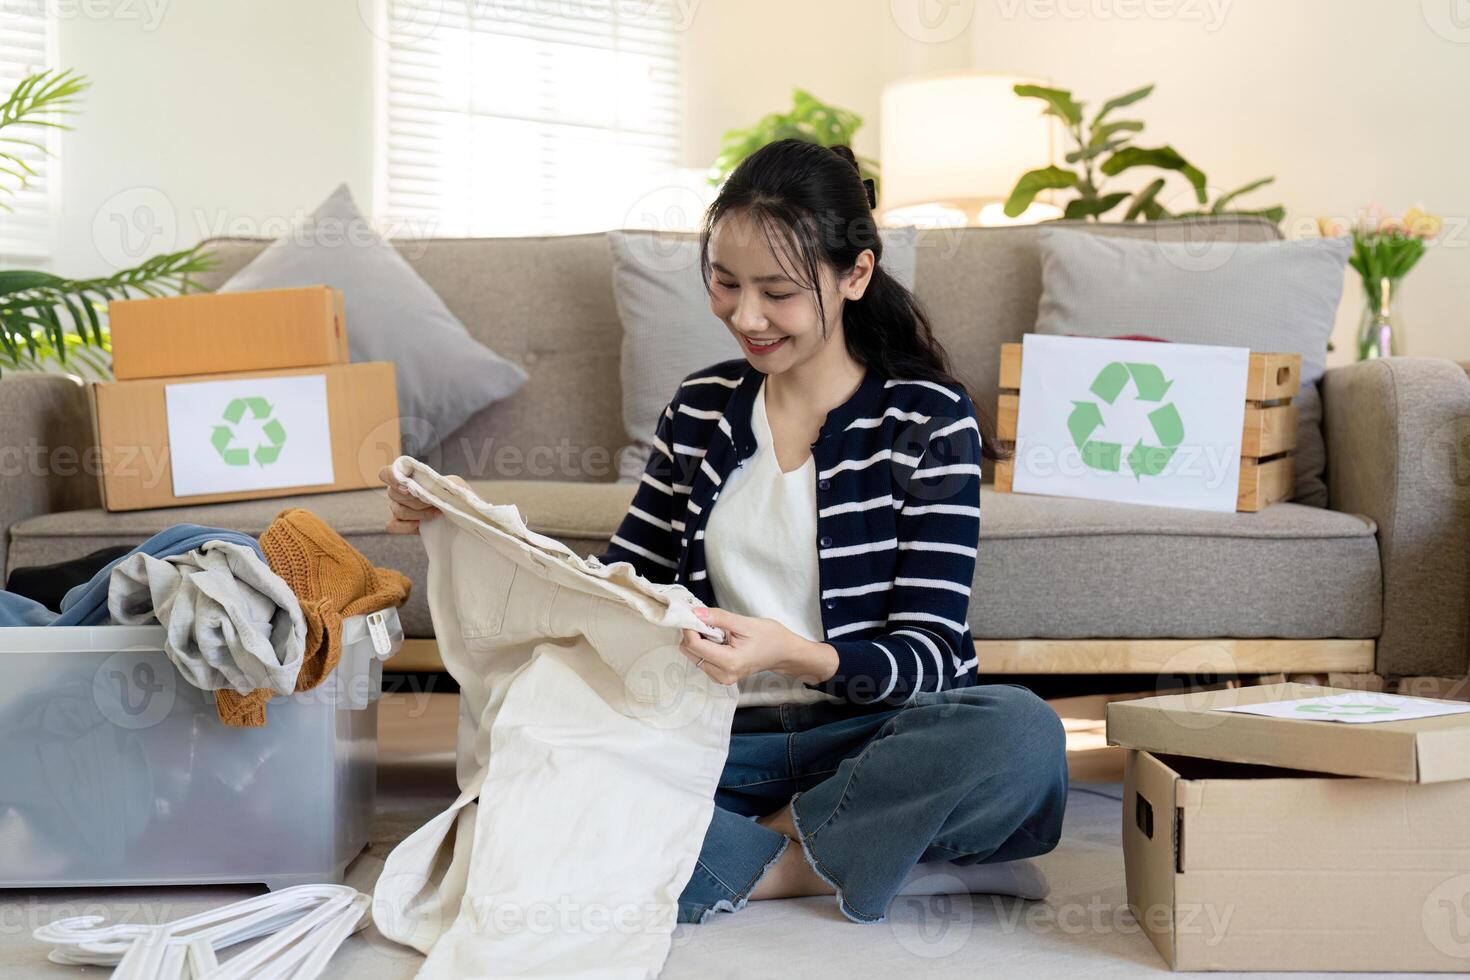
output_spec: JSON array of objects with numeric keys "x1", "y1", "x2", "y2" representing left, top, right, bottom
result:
[{"x1": 382, "y1": 139, "x2": 1068, "y2": 926}]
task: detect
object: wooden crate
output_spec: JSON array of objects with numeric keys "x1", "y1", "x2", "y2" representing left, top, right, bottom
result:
[{"x1": 993, "y1": 342, "x2": 1302, "y2": 512}]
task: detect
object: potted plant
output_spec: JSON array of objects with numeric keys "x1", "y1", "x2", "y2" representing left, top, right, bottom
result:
[
  {"x1": 1003, "y1": 82, "x2": 1283, "y2": 223},
  {"x1": 708, "y1": 89, "x2": 877, "y2": 188},
  {"x1": 0, "y1": 69, "x2": 214, "y2": 378}
]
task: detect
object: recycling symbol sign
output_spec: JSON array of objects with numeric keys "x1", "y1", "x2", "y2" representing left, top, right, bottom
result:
[
  {"x1": 211, "y1": 396, "x2": 287, "y2": 467},
  {"x1": 1069, "y1": 361, "x2": 1184, "y2": 480}
]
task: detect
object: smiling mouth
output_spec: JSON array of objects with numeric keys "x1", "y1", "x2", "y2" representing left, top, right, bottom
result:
[{"x1": 742, "y1": 335, "x2": 788, "y2": 354}]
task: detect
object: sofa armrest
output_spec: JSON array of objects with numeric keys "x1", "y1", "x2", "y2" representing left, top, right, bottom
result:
[
  {"x1": 0, "y1": 373, "x2": 101, "y2": 577},
  {"x1": 1322, "y1": 358, "x2": 1470, "y2": 677}
]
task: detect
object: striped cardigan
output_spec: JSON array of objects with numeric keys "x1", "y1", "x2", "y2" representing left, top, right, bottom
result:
[{"x1": 592, "y1": 358, "x2": 982, "y2": 707}]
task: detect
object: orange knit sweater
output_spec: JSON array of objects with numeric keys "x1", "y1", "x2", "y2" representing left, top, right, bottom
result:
[{"x1": 216, "y1": 508, "x2": 411, "y2": 727}]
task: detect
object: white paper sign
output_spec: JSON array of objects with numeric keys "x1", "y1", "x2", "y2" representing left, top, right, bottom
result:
[
  {"x1": 165, "y1": 374, "x2": 335, "y2": 497},
  {"x1": 1214, "y1": 691, "x2": 1470, "y2": 725},
  {"x1": 1011, "y1": 335, "x2": 1250, "y2": 512}
]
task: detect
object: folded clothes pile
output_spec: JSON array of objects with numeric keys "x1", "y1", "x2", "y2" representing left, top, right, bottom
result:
[
  {"x1": 216, "y1": 508, "x2": 411, "y2": 727},
  {"x1": 0, "y1": 525, "x2": 270, "y2": 628},
  {"x1": 108, "y1": 538, "x2": 308, "y2": 711},
  {"x1": 0, "y1": 512, "x2": 410, "y2": 729}
]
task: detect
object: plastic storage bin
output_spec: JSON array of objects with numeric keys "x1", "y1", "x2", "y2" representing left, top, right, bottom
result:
[{"x1": 0, "y1": 607, "x2": 403, "y2": 890}]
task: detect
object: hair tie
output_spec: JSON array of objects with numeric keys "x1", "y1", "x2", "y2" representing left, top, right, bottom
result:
[{"x1": 862, "y1": 178, "x2": 877, "y2": 209}]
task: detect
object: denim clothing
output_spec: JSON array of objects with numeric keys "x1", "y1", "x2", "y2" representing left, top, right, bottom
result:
[
  {"x1": 677, "y1": 684, "x2": 1068, "y2": 925},
  {"x1": 0, "y1": 525, "x2": 264, "y2": 627}
]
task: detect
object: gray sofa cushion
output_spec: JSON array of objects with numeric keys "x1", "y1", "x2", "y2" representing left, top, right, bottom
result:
[
  {"x1": 8, "y1": 482, "x2": 638, "y2": 638},
  {"x1": 972, "y1": 488, "x2": 1381, "y2": 642},
  {"x1": 11, "y1": 484, "x2": 1380, "y2": 642},
  {"x1": 1033, "y1": 228, "x2": 1351, "y2": 508}
]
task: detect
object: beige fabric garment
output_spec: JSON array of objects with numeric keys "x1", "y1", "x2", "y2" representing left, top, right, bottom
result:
[{"x1": 372, "y1": 457, "x2": 736, "y2": 979}]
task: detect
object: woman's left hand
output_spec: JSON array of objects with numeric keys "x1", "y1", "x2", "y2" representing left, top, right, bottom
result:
[{"x1": 679, "y1": 607, "x2": 837, "y2": 686}]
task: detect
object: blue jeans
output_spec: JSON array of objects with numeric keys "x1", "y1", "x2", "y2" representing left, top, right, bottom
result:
[{"x1": 676, "y1": 684, "x2": 1068, "y2": 925}]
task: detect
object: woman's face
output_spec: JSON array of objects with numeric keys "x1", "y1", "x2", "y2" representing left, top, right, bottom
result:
[{"x1": 706, "y1": 210, "x2": 869, "y2": 374}]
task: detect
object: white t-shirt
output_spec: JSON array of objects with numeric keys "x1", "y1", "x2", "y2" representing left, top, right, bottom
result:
[{"x1": 704, "y1": 379, "x2": 843, "y2": 708}]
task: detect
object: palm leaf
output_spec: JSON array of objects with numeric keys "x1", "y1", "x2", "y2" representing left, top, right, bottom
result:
[
  {"x1": 0, "y1": 69, "x2": 89, "y2": 208},
  {"x1": 0, "y1": 244, "x2": 216, "y2": 374}
]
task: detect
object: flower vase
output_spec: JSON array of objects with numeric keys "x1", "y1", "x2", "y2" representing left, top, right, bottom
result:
[{"x1": 1356, "y1": 276, "x2": 1403, "y2": 360}]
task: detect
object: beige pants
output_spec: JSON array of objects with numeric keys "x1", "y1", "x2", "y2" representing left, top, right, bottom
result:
[{"x1": 373, "y1": 457, "x2": 736, "y2": 979}]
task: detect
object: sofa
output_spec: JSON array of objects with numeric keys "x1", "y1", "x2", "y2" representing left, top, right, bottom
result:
[{"x1": 4, "y1": 217, "x2": 1468, "y2": 681}]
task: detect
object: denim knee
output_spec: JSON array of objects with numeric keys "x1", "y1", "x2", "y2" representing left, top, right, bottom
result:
[
  {"x1": 953, "y1": 685, "x2": 1068, "y2": 801},
  {"x1": 947, "y1": 684, "x2": 1062, "y2": 741}
]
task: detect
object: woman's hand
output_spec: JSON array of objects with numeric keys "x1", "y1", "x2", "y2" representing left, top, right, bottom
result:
[
  {"x1": 679, "y1": 607, "x2": 839, "y2": 687},
  {"x1": 380, "y1": 465, "x2": 468, "y2": 534}
]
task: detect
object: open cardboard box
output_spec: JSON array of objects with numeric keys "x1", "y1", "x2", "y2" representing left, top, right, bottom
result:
[{"x1": 1108, "y1": 684, "x2": 1470, "y2": 972}]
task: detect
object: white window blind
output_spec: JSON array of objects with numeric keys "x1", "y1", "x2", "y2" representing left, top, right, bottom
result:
[
  {"x1": 0, "y1": 10, "x2": 54, "y2": 265},
  {"x1": 380, "y1": 0, "x2": 684, "y2": 237}
]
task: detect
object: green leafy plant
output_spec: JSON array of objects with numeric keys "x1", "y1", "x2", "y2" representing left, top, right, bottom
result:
[
  {"x1": 0, "y1": 68, "x2": 87, "y2": 210},
  {"x1": 0, "y1": 69, "x2": 215, "y2": 376},
  {"x1": 709, "y1": 88, "x2": 877, "y2": 188},
  {"x1": 1003, "y1": 83, "x2": 1284, "y2": 224}
]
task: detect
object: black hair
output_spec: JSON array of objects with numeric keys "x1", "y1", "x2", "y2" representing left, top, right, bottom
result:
[{"x1": 698, "y1": 138, "x2": 1003, "y2": 461}]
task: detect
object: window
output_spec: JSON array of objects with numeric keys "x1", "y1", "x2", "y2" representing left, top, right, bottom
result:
[
  {"x1": 378, "y1": 0, "x2": 686, "y2": 237},
  {"x1": 0, "y1": 8, "x2": 54, "y2": 265}
]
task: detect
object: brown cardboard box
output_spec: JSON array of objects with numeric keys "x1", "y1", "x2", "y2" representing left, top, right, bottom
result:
[
  {"x1": 109, "y1": 286, "x2": 347, "y2": 380},
  {"x1": 91, "y1": 362, "x2": 400, "y2": 511},
  {"x1": 1109, "y1": 684, "x2": 1470, "y2": 971}
]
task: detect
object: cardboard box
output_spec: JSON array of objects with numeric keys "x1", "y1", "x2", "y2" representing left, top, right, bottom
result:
[
  {"x1": 109, "y1": 286, "x2": 347, "y2": 380},
  {"x1": 91, "y1": 363, "x2": 400, "y2": 511},
  {"x1": 1110, "y1": 684, "x2": 1470, "y2": 972}
]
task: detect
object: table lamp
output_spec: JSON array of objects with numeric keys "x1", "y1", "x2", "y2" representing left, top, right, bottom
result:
[{"x1": 879, "y1": 72, "x2": 1061, "y2": 227}]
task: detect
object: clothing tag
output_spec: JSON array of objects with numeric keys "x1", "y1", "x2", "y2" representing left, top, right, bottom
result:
[{"x1": 367, "y1": 611, "x2": 392, "y2": 657}]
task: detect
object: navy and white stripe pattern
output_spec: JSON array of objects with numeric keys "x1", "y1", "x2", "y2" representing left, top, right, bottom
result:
[{"x1": 594, "y1": 358, "x2": 982, "y2": 707}]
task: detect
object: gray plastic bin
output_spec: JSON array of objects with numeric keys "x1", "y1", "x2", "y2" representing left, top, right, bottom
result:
[{"x1": 0, "y1": 607, "x2": 402, "y2": 890}]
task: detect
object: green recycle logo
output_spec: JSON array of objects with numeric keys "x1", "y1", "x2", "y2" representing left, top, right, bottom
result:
[
  {"x1": 1069, "y1": 361, "x2": 1183, "y2": 480},
  {"x1": 211, "y1": 396, "x2": 286, "y2": 467}
]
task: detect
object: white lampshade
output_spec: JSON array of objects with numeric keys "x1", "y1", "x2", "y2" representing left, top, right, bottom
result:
[{"x1": 880, "y1": 72, "x2": 1060, "y2": 227}]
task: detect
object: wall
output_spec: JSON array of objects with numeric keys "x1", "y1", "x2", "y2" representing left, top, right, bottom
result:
[
  {"x1": 967, "y1": 0, "x2": 1470, "y2": 362},
  {"x1": 43, "y1": 1, "x2": 1470, "y2": 363},
  {"x1": 53, "y1": 0, "x2": 376, "y2": 278},
  {"x1": 679, "y1": 0, "x2": 975, "y2": 169}
]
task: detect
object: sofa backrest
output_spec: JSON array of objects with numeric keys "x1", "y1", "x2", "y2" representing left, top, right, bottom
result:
[{"x1": 194, "y1": 215, "x2": 1279, "y2": 482}]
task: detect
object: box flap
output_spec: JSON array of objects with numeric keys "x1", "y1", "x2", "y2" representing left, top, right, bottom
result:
[
  {"x1": 1122, "y1": 749, "x2": 1180, "y2": 968},
  {"x1": 1106, "y1": 683, "x2": 1470, "y2": 783}
]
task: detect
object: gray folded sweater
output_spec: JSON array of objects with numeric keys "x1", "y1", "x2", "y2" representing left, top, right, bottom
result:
[{"x1": 108, "y1": 540, "x2": 305, "y2": 696}]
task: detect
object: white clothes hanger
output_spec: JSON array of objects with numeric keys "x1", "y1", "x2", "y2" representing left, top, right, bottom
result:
[{"x1": 34, "y1": 883, "x2": 368, "y2": 980}]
